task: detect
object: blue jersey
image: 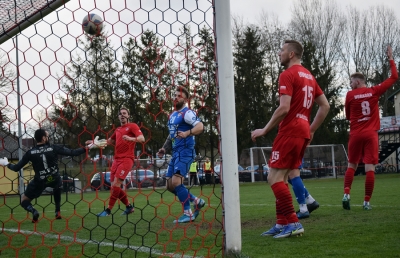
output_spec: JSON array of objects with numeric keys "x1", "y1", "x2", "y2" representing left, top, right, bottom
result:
[{"x1": 168, "y1": 106, "x2": 201, "y2": 152}]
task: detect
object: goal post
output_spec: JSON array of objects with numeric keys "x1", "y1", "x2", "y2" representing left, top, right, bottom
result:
[
  {"x1": 215, "y1": 0, "x2": 242, "y2": 253},
  {"x1": 243, "y1": 144, "x2": 348, "y2": 181}
]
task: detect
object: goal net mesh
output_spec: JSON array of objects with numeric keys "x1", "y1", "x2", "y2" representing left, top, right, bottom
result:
[{"x1": 0, "y1": 0, "x2": 223, "y2": 257}]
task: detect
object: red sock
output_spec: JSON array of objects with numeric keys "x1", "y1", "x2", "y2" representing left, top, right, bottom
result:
[
  {"x1": 108, "y1": 187, "x2": 121, "y2": 210},
  {"x1": 275, "y1": 199, "x2": 287, "y2": 225},
  {"x1": 271, "y1": 182, "x2": 298, "y2": 224},
  {"x1": 119, "y1": 189, "x2": 129, "y2": 206},
  {"x1": 364, "y1": 171, "x2": 375, "y2": 202},
  {"x1": 344, "y1": 168, "x2": 355, "y2": 194}
]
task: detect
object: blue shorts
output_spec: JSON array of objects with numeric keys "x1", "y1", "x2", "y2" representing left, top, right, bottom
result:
[{"x1": 166, "y1": 149, "x2": 195, "y2": 178}]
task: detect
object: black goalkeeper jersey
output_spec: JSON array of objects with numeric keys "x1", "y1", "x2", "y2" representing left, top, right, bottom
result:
[{"x1": 7, "y1": 143, "x2": 86, "y2": 182}]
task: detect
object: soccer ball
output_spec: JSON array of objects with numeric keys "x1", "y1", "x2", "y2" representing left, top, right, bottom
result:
[{"x1": 82, "y1": 13, "x2": 103, "y2": 36}]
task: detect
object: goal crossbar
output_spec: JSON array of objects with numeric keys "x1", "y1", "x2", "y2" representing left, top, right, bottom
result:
[{"x1": 0, "y1": 0, "x2": 71, "y2": 44}]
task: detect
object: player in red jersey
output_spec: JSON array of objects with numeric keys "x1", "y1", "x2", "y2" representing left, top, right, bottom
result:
[
  {"x1": 342, "y1": 46, "x2": 398, "y2": 211},
  {"x1": 251, "y1": 40, "x2": 330, "y2": 238},
  {"x1": 97, "y1": 107, "x2": 145, "y2": 217}
]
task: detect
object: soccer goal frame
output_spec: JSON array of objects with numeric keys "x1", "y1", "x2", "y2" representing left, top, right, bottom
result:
[
  {"x1": 247, "y1": 144, "x2": 348, "y2": 181},
  {"x1": 0, "y1": 0, "x2": 71, "y2": 44}
]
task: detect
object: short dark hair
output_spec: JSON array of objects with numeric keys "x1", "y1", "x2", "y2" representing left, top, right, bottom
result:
[
  {"x1": 350, "y1": 72, "x2": 365, "y2": 82},
  {"x1": 284, "y1": 40, "x2": 304, "y2": 59},
  {"x1": 176, "y1": 86, "x2": 190, "y2": 99},
  {"x1": 34, "y1": 129, "x2": 47, "y2": 142}
]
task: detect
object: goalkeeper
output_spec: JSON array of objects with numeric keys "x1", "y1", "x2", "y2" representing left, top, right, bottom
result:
[{"x1": 0, "y1": 128, "x2": 106, "y2": 223}]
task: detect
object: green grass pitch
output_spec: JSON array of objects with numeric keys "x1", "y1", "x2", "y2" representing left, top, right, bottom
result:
[{"x1": 0, "y1": 174, "x2": 399, "y2": 257}]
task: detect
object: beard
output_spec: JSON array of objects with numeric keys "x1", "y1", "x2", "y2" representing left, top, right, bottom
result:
[
  {"x1": 175, "y1": 101, "x2": 184, "y2": 110},
  {"x1": 280, "y1": 60, "x2": 288, "y2": 68}
]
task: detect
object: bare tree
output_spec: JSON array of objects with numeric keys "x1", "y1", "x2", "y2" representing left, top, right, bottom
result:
[
  {"x1": 258, "y1": 11, "x2": 289, "y2": 107},
  {"x1": 289, "y1": 0, "x2": 347, "y2": 78},
  {"x1": 343, "y1": 4, "x2": 400, "y2": 116},
  {"x1": 0, "y1": 50, "x2": 16, "y2": 130},
  {"x1": 287, "y1": 0, "x2": 348, "y2": 144}
]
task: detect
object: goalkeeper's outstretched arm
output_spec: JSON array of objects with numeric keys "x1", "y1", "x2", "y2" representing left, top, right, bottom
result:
[
  {"x1": 2, "y1": 153, "x2": 30, "y2": 172},
  {"x1": 54, "y1": 145, "x2": 86, "y2": 156}
]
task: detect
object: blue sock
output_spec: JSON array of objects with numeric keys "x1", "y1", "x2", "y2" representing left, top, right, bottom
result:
[
  {"x1": 189, "y1": 192, "x2": 196, "y2": 203},
  {"x1": 291, "y1": 176, "x2": 306, "y2": 205},
  {"x1": 304, "y1": 186, "x2": 310, "y2": 199},
  {"x1": 174, "y1": 184, "x2": 191, "y2": 210}
]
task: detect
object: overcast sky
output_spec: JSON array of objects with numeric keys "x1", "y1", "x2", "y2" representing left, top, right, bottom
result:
[{"x1": 230, "y1": 0, "x2": 400, "y2": 24}]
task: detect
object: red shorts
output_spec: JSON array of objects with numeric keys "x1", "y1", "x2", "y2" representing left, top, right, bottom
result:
[
  {"x1": 269, "y1": 134, "x2": 308, "y2": 169},
  {"x1": 348, "y1": 131, "x2": 378, "y2": 164},
  {"x1": 110, "y1": 158, "x2": 134, "y2": 182}
]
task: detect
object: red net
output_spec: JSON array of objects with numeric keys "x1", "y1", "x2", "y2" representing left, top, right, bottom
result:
[{"x1": 0, "y1": 0, "x2": 222, "y2": 257}]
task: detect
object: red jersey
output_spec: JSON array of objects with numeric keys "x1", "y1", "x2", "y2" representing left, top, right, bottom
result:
[
  {"x1": 110, "y1": 123, "x2": 143, "y2": 159},
  {"x1": 278, "y1": 64, "x2": 324, "y2": 139},
  {"x1": 345, "y1": 60, "x2": 398, "y2": 135}
]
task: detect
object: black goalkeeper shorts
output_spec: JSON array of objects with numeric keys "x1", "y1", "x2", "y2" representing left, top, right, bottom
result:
[{"x1": 24, "y1": 176, "x2": 62, "y2": 200}]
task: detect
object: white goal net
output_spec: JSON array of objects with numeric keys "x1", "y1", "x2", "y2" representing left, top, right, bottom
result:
[{"x1": 240, "y1": 144, "x2": 348, "y2": 182}]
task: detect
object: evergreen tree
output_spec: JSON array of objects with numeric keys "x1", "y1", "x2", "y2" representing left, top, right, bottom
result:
[
  {"x1": 258, "y1": 21, "x2": 291, "y2": 146},
  {"x1": 121, "y1": 30, "x2": 174, "y2": 158},
  {"x1": 301, "y1": 41, "x2": 347, "y2": 145},
  {"x1": 192, "y1": 27, "x2": 218, "y2": 163},
  {"x1": 233, "y1": 26, "x2": 268, "y2": 155},
  {"x1": 53, "y1": 34, "x2": 122, "y2": 151},
  {"x1": 174, "y1": 25, "x2": 197, "y2": 87}
]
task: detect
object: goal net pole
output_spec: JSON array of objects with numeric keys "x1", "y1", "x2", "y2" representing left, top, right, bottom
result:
[{"x1": 215, "y1": 0, "x2": 242, "y2": 252}]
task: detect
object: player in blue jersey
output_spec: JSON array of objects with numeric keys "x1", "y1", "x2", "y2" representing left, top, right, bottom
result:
[{"x1": 157, "y1": 86, "x2": 205, "y2": 223}]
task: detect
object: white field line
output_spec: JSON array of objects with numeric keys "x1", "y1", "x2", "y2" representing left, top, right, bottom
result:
[
  {"x1": 2, "y1": 228, "x2": 202, "y2": 258},
  {"x1": 240, "y1": 203, "x2": 398, "y2": 208}
]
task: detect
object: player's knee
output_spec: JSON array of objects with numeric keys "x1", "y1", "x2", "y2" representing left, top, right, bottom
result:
[
  {"x1": 112, "y1": 178, "x2": 123, "y2": 188},
  {"x1": 167, "y1": 184, "x2": 175, "y2": 193},
  {"x1": 167, "y1": 181, "x2": 180, "y2": 193},
  {"x1": 289, "y1": 169, "x2": 300, "y2": 178},
  {"x1": 174, "y1": 184, "x2": 186, "y2": 193}
]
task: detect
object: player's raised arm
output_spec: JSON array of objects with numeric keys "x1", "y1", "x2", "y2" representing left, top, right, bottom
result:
[{"x1": 387, "y1": 45, "x2": 393, "y2": 60}]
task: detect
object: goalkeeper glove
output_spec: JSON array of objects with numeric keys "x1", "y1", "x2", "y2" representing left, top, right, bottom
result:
[
  {"x1": 0, "y1": 157, "x2": 9, "y2": 166},
  {"x1": 87, "y1": 136, "x2": 108, "y2": 149}
]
